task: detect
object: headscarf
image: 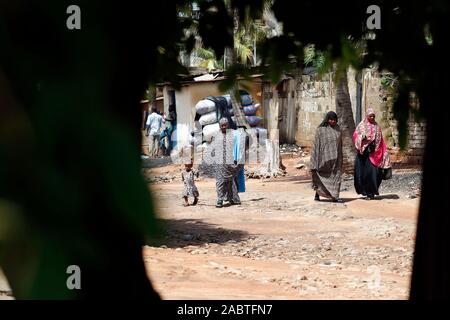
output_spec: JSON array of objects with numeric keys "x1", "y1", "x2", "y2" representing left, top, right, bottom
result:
[
  {"x1": 318, "y1": 111, "x2": 338, "y2": 127},
  {"x1": 366, "y1": 108, "x2": 375, "y2": 117},
  {"x1": 219, "y1": 117, "x2": 229, "y2": 126},
  {"x1": 353, "y1": 108, "x2": 391, "y2": 168}
]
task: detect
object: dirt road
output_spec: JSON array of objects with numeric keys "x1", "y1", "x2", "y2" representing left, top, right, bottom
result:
[{"x1": 144, "y1": 158, "x2": 419, "y2": 300}]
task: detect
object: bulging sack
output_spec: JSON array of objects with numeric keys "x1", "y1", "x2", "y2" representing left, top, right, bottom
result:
[
  {"x1": 240, "y1": 93, "x2": 253, "y2": 106},
  {"x1": 243, "y1": 103, "x2": 260, "y2": 116},
  {"x1": 202, "y1": 123, "x2": 220, "y2": 142},
  {"x1": 199, "y1": 111, "x2": 218, "y2": 126},
  {"x1": 195, "y1": 99, "x2": 216, "y2": 115},
  {"x1": 246, "y1": 115, "x2": 262, "y2": 127}
]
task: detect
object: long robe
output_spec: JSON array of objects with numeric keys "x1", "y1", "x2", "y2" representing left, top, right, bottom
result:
[
  {"x1": 310, "y1": 125, "x2": 343, "y2": 199},
  {"x1": 204, "y1": 129, "x2": 246, "y2": 202},
  {"x1": 354, "y1": 148, "x2": 382, "y2": 196}
]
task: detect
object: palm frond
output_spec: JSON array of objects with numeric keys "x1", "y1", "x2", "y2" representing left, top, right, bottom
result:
[
  {"x1": 304, "y1": 44, "x2": 316, "y2": 66},
  {"x1": 234, "y1": 37, "x2": 253, "y2": 65},
  {"x1": 195, "y1": 47, "x2": 216, "y2": 60}
]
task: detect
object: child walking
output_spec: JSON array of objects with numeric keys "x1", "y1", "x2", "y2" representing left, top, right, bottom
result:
[{"x1": 181, "y1": 163, "x2": 199, "y2": 206}]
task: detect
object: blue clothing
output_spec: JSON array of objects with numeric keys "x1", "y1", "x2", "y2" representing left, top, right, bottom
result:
[{"x1": 233, "y1": 129, "x2": 246, "y2": 193}]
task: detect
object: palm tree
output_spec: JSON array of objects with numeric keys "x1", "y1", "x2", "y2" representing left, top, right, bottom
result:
[{"x1": 193, "y1": 47, "x2": 222, "y2": 71}]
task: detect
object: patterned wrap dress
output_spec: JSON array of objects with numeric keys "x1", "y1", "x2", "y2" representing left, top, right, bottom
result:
[
  {"x1": 181, "y1": 170, "x2": 199, "y2": 198},
  {"x1": 204, "y1": 129, "x2": 246, "y2": 203}
]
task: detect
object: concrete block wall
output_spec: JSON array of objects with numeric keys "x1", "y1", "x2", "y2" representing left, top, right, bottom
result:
[
  {"x1": 295, "y1": 70, "x2": 358, "y2": 148},
  {"x1": 296, "y1": 73, "x2": 334, "y2": 147}
]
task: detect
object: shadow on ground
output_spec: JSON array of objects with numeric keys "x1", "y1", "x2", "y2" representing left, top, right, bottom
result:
[
  {"x1": 341, "y1": 194, "x2": 400, "y2": 201},
  {"x1": 146, "y1": 218, "x2": 250, "y2": 248},
  {"x1": 262, "y1": 175, "x2": 312, "y2": 184},
  {"x1": 248, "y1": 198, "x2": 266, "y2": 202},
  {"x1": 374, "y1": 194, "x2": 400, "y2": 200},
  {"x1": 338, "y1": 197, "x2": 360, "y2": 203}
]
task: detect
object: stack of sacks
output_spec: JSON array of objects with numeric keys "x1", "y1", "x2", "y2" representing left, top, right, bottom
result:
[
  {"x1": 238, "y1": 92, "x2": 262, "y2": 127},
  {"x1": 195, "y1": 99, "x2": 218, "y2": 149},
  {"x1": 195, "y1": 92, "x2": 264, "y2": 148}
]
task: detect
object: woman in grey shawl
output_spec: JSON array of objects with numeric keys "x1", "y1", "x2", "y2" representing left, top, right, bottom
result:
[
  {"x1": 204, "y1": 118, "x2": 246, "y2": 208},
  {"x1": 310, "y1": 111, "x2": 343, "y2": 203}
]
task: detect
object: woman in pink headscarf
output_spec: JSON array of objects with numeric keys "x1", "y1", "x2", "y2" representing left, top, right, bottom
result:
[{"x1": 353, "y1": 108, "x2": 391, "y2": 199}]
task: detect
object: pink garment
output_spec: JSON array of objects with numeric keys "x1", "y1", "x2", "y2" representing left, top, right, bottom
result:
[{"x1": 353, "y1": 110, "x2": 391, "y2": 169}]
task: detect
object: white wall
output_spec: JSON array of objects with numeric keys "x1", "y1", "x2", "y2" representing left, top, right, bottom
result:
[{"x1": 174, "y1": 86, "x2": 194, "y2": 148}]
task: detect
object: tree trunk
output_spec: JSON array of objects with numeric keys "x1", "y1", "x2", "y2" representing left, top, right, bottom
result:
[
  {"x1": 262, "y1": 139, "x2": 281, "y2": 177},
  {"x1": 410, "y1": 59, "x2": 450, "y2": 299},
  {"x1": 335, "y1": 71, "x2": 356, "y2": 173},
  {"x1": 249, "y1": 130, "x2": 285, "y2": 178}
]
